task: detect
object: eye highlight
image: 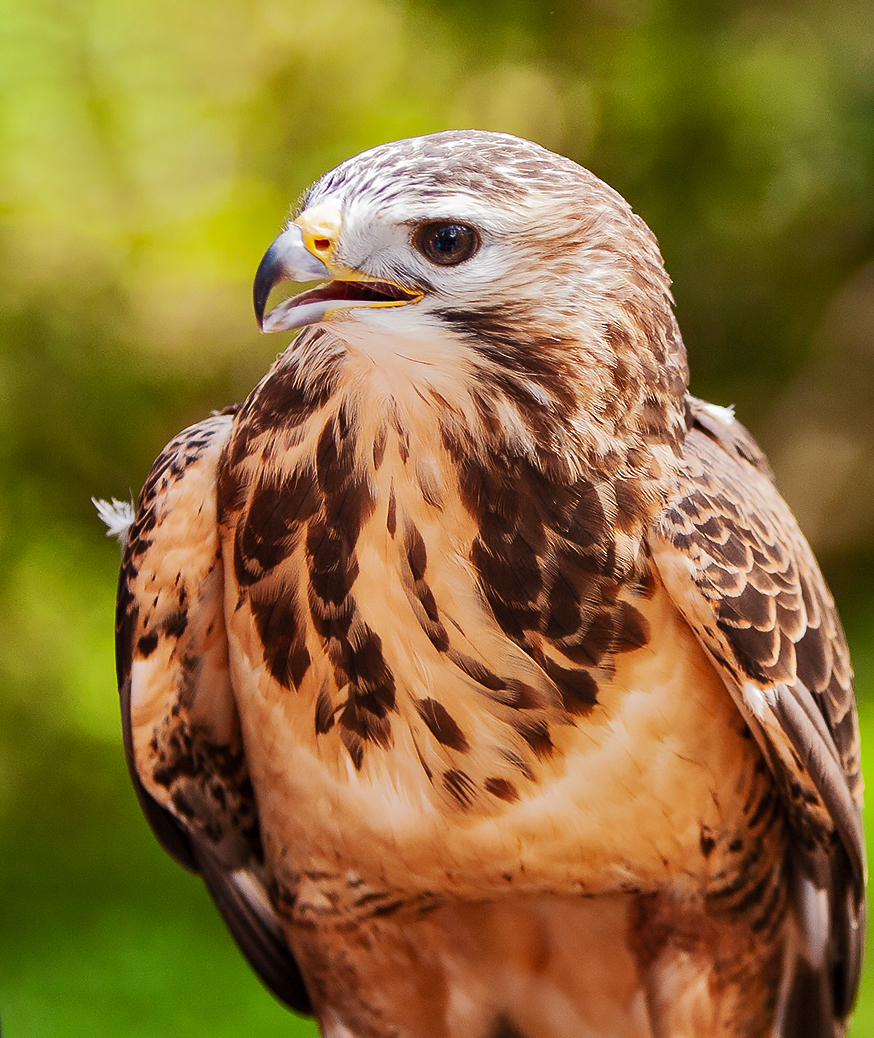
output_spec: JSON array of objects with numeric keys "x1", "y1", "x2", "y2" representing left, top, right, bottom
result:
[{"x1": 413, "y1": 222, "x2": 480, "y2": 266}]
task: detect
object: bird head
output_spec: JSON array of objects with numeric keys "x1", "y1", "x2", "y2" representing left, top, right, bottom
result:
[{"x1": 253, "y1": 131, "x2": 690, "y2": 463}]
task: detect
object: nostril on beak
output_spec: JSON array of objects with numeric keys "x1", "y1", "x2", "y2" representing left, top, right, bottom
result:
[{"x1": 313, "y1": 238, "x2": 332, "y2": 252}]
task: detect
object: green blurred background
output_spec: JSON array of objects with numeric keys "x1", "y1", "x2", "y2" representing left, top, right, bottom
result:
[{"x1": 1, "y1": 0, "x2": 873, "y2": 1034}]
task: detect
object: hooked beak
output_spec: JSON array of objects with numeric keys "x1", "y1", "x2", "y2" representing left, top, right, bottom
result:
[
  {"x1": 254, "y1": 212, "x2": 423, "y2": 333},
  {"x1": 253, "y1": 224, "x2": 331, "y2": 331}
]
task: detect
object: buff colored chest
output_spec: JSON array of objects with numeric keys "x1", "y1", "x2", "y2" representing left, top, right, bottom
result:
[{"x1": 220, "y1": 402, "x2": 766, "y2": 919}]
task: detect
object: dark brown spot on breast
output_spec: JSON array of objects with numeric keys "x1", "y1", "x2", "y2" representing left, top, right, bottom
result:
[
  {"x1": 307, "y1": 520, "x2": 359, "y2": 613},
  {"x1": 372, "y1": 424, "x2": 387, "y2": 470},
  {"x1": 420, "y1": 614, "x2": 450, "y2": 652},
  {"x1": 414, "y1": 581, "x2": 441, "y2": 625},
  {"x1": 543, "y1": 576, "x2": 583, "y2": 639},
  {"x1": 249, "y1": 364, "x2": 333, "y2": 433},
  {"x1": 317, "y1": 430, "x2": 375, "y2": 535},
  {"x1": 415, "y1": 698, "x2": 469, "y2": 752},
  {"x1": 315, "y1": 684, "x2": 335, "y2": 734},
  {"x1": 498, "y1": 679, "x2": 543, "y2": 710},
  {"x1": 390, "y1": 413, "x2": 410, "y2": 463},
  {"x1": 484, "y1": 777, "x2": 519, "y2": 802},
  {"x1": 294, "y1": 411, "x2": 399, "y2": 763},
  {"x1": 334, "y1": 622, "x2": 397, "y2": 750},
  {"x1": 559, "y1": 609, "x2": 615, "y2": 668},
  {"x1": 614, "y1": 601, "x2": 650, "y2": 651},
  {"x1": 514, "y1": 717, "x2": 553, "y2": 759},
  {"x1": 405, "y1": 523, "x2": 428, "y2": 582},
  {"x1": 386, "y1": 484, "x2": 397, "y2": 537},
  {"x1": 447, "y1": 649, "x2": 504, "y2": 691},
  {"x1": 443, "y1": 768, "x2": 476, "y2": 807},
  {"x1": 501, "y1": 749, "x2": 535, "y2": 781},
  {"x1": 250, "y1": 585, "x2": 311, "y2": 690},
  {"x1": 340, "y1": 728, "x2": 364, "y2": 770},
  {"x1": 407, "y1": 577, "x2": 449, "y2": 650},
  {"x1": 542, "y1": 659, "x2": 598, "y2": 715},
  {"x1": 234, "y1": 471, "x2": 317, "y2": 586}
]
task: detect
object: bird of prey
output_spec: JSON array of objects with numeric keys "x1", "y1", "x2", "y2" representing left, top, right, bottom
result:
[{"x1": 109, "y1": 130, "x2": 864, "y2": 1038}]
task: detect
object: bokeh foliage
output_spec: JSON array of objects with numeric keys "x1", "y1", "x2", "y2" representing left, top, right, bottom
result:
[{"x1": 1, "y1": 0, "x2": 873, "y2": 1034}]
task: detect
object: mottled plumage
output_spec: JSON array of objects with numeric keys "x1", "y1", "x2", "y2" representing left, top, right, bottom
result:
[{"x1": 107, "y1": 131, "x2": 864, "y2": 1038}]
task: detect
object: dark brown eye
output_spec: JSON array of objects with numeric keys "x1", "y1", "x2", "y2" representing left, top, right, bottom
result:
[{"x1": 413, "y1": 222, "x2": 480, "y2": 266}]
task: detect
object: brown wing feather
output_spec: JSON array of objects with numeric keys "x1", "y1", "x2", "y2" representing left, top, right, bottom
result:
[
  {"x1": 117, "y1": 413, "x2": 311, "y2": 1014},
  {"x1": 649, "y1": 397, "x2": 864, "y2": 1029}
]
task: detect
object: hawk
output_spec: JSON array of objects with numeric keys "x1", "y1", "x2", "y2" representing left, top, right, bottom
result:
[{"x1": 108, "y1": 131, "x2": 864, "y2": 1038}]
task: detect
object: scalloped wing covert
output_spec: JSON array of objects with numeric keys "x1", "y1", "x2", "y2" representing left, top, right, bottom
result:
[{"x1": 648, "y1": 398, "x2": 865, "y2": 1029}]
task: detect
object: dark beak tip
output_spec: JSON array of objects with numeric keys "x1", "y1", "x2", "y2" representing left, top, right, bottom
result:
[
  {"x1": 253, "y1": 256, "x2": 277, "y2": 329},
  {"x1": 253, "y1": 294, "x2": 267, "y2": 330}
]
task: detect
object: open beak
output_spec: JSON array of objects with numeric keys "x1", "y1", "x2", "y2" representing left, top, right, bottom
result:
[{"x1": 254, "y1": 215, "x2": 422, "y2": 333}]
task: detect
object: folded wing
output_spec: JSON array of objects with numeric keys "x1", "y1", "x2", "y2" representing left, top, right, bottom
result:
[
  {"x1": 116, "y1": 411, "x2": 311, "y2": 1014},
  {"x1": 648, "y1": 398, "x2": 864, "y2": 1035}
]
